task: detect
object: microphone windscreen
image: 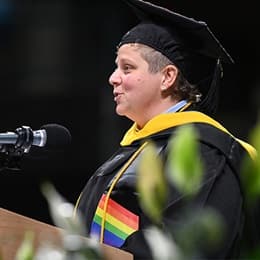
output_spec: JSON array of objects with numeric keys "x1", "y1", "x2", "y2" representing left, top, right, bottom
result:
[{"x1": 41, "y1": 124, "x2": 72, "y2": 150}]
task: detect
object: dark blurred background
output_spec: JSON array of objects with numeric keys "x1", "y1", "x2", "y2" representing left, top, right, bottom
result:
[{"x1": 0, "y1": 0, "x2": 259, "y2": 225}]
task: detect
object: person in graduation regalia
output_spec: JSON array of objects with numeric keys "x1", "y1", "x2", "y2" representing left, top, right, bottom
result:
[{"x1": 75, "y1": 0, "x2": 257, "y2": 259}]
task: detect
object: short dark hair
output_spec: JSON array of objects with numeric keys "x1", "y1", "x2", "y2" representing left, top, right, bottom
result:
[{"x1": 134, "y1": 43, "x2": 201, "y2": 103}]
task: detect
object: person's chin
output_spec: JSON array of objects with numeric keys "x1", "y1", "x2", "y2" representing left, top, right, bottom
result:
[{"x1": 115, "y1": 106, "x2": 127, "y2": 116}]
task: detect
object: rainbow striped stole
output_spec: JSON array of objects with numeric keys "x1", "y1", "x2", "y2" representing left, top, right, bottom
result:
[{"x1": 90, "y1": 193, "x2": 139, "y2": 247}]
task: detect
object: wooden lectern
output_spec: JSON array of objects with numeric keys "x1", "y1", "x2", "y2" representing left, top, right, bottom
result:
[{"x1": 0, "y1": 208, "x2": 133, "y2": 260}]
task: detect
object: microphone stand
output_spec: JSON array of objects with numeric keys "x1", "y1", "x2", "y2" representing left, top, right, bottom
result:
[{"x1": 0, "y1": 126, "x2": 34, "y2": 171}]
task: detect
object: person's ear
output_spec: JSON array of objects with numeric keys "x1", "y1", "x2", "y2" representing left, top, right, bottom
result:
[{"x1": 160, "y1": 65, "x2": 178, "y2": 91}]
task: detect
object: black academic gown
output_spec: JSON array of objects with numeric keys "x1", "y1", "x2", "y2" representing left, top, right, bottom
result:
[{"x1": 76, "y1": 111, "x2": 255, "y2": 259}]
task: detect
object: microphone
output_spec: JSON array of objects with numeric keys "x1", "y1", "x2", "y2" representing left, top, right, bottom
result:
[
  {"x1": 0, "y1": 124, "x2": 71, "y2": 153},
  {"x1": 0, "y1": 124, "x2": 71, "y2": 171}
]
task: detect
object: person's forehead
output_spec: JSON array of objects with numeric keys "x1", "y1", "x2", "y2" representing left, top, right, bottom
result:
[{"x1": 116, "y1": 43, "x2": 142, "y2": 58}]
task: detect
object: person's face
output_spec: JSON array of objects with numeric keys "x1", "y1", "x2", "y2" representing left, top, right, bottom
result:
[{"x1": 109, "y1": 44, "x2": 164, "y2": 126}]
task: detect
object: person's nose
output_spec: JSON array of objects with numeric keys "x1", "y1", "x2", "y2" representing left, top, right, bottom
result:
[{"x1": 109, "y1": 69, "x2": 122, "y2": 87}]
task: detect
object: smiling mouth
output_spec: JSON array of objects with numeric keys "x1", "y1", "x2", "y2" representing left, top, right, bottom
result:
[{"x1": 114, "y1": 93, "x2": 123, "y2": 102}]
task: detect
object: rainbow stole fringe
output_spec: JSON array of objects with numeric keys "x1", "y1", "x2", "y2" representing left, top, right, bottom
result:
[{"x1": 90, "y1": 193, "x2": 139, "y2": 247}]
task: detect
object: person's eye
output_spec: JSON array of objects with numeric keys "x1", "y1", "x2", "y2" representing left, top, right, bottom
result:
[{"x1": 123, "y1": 64, "x2": 133, "y2": 73}]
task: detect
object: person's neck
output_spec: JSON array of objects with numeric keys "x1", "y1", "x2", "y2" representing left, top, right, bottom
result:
[{"x1": 135, "y1": 100, "x2": 182, "y2": 129}]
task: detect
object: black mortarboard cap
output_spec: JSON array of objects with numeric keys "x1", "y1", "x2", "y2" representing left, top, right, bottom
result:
[{"x1": 119, "y1": 0, "x2": 234, "y2": 115}]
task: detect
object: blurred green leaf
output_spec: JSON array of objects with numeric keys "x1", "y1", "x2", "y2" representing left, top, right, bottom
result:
[
  {"x1": 175, "y1": 208, "x2": 225, "y2": 258},
  {"x1": 137, "y1": 141, "x2": 167, "y2": 224},
  {"x1": 241, "y1": 121, "x2": 260, "y2": 204},
  {"x1": 63, "y1": 234, "x2": 102, "y2": 260},
  {"x1": 15, "y1": 231, "x2": 35, "y2": 260},
  {"x1": 144, "y1": 226, "x2": 183, "y2": 260},
  {"x1": 167, "y1": 124, "x2": 203, "y2": 197},
  {"x1": 41, "y1": 182, "x2": 103, "y2": 259},
  {"x1": 34, "y1": 245, "x2": 64, "y2": 260},
  {"x1": 241, "y1": 246, "x2": 260, "y2": 260},
  {"x1": 41, "y1": 182, "x2": 86, "y2": 236}
]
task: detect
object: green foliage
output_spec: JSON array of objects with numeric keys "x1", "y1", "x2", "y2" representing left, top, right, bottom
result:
[
  {"x1": 167, "y1": 124, "x2": 203, "y2": 197},
  {"x1": 244, "y1": 247, "x2": 260, "y2": 260},
  {"x1": 241, "y1": 121, "x2": 260, "y2": 204},
  {"x1": 136, "y1": 124, "x2": 204, "y2": 227},
  {"x1": 136, "y1": 124, "x2": 224, "y2": 259},
  {"x1": 15, "y1": 231, "x2": 35, "y2": 260},
  {"x1": 41, "y1": 182, "x2": 103, "y2": 260},
  {"x1": 137, "y1": 141, "x2": 168, "y2": 224},
  {"x1": 15, "y1": 182, "x2": 103, "y2": 260},
  {"x1": 143, "y1": 226, "x2": 183, "y2": 260},
  {"x1": 41, "y1": 182, "x2": 86, "y2": 236},
  {"x1": 174, "y1": 208, "x2": 225, "y2": 259}
]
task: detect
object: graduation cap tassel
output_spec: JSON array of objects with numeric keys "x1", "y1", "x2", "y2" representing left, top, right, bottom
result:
[{"x1": 198, "y1": 59, "x2": 223, "y2": 116}]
